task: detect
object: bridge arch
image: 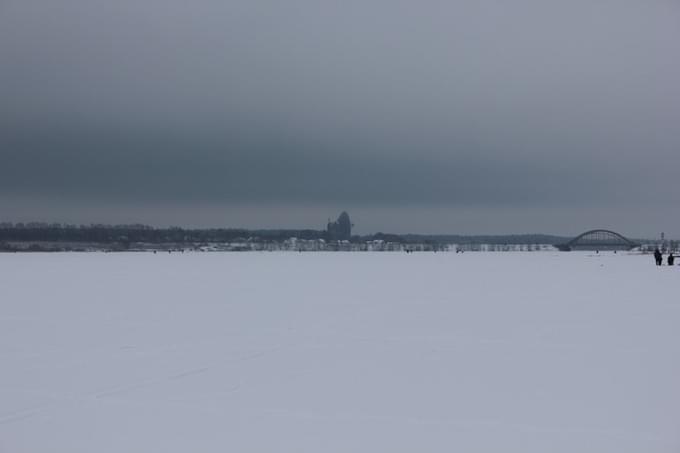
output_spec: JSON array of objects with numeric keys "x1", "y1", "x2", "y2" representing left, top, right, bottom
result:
[{"x1": 557, "y1": 229, "x2": 639, "y2": 251}]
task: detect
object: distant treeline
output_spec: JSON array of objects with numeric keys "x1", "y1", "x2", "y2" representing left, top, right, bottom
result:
[
  {"x1": 0, "y1": 222, "x2": 571, "y2": 246},
  {"x1": 0, "y1": 222, "x2": 326, "y2": 244},
  {"x1": 401, "y1": 233, "x2": 571, "y2": 245}
]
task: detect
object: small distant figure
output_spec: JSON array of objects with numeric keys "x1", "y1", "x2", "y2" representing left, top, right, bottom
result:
[
  {"x1": 654, "y1": 248, "x2": 663, "y2": 266},
  {"x1": 668, "y1": 253, "x2": 675, "y2": 266}
]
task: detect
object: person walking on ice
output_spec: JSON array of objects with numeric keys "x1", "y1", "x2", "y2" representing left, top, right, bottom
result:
[{"x1": 654, "y1": 248, "x2": 663, "y2": 266}]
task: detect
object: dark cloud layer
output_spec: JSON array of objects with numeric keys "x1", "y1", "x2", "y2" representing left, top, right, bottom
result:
[{"x1": 1, "y1": 0, "x2": 679, "y2": 235}]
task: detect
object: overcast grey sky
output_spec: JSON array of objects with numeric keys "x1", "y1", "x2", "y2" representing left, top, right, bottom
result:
[{"x1": 1, "y1": 0, "x2": 679, "y2": 236}]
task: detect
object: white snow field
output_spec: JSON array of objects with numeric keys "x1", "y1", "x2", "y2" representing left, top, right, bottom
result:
[{"x1": 1, "y1": 251, "x2": 679, "y2": 453}]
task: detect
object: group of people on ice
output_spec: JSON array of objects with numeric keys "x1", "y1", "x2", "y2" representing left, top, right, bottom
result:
[{"x1": 654, "y1": 248, "x2": 675, "y2": 266}]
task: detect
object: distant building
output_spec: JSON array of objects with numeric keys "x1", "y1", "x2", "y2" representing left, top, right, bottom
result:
[{"x1": 327, "y1": 212, "x2": 352, "y2": 241}]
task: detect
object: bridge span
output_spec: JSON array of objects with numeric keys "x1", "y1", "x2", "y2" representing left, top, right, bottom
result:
[{"x1": 556, "y1": 229, "x2": 640, "y2": 251}]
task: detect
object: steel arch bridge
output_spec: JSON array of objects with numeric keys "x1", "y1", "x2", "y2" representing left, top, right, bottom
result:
[{"x1": 556, "y1": 229, "x2": 640, "y2": 251}]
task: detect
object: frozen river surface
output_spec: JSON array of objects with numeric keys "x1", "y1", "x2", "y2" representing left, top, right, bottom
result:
[{"x1": 1, "y1": 251, "x2": 679, "y2": 452}]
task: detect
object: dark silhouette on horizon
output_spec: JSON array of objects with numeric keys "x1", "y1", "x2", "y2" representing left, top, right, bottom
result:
[{"x1": 327, "y1": 212, "x2": 352, "y2": 241}]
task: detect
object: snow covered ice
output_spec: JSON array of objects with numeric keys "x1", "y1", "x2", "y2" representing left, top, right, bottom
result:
[{"x1": 1, "y1": 251, "x2": 679, "y2": 452}]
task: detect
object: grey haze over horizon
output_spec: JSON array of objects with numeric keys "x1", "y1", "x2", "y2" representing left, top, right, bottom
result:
[{"x1": 2, "y1": 0, "x2": 679, "y2": 237}]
